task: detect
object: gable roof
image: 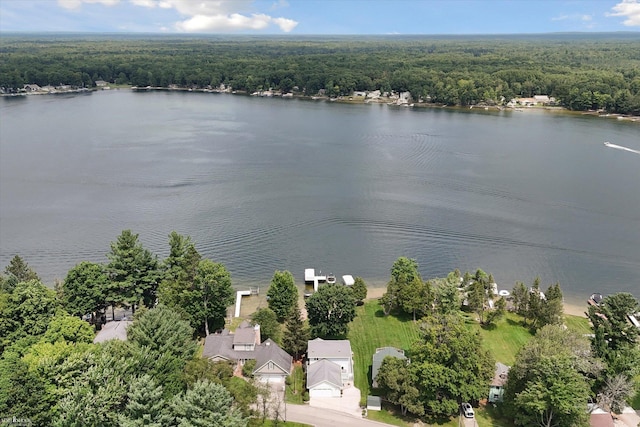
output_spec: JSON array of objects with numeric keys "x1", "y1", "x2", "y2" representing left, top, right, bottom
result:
[
  {"x1": 253, "y1": 338, "x2": 293, "y2": 375},
  {"x1": 307, "y1": 359, "x2": 342, "y2": 389},
  {"x1": 203, "y1": 330, "x2": 241, "y2": 360},
  {"x1": 307, "y1": 338, "x2": 352, "y2": 359}
]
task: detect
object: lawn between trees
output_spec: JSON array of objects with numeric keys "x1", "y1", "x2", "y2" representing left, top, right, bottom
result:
[{"x1": 348, "y1": 299, "x2": 593, "y2": 426}]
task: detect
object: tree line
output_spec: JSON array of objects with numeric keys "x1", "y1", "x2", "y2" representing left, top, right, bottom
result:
[{"x1": 1, "y1": 34, "x2": 639, "y2": 114}]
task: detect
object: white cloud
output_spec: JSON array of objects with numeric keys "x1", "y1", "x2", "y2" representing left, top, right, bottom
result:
[
  {"x1": 607, "y1": 0, "x2": 640, "y2": 26},
  {"x1": 58, "y1": 0, "x2": 120, "y2": 9},
  {"x1": 130, "y1": 0, "x2": 298, "y2": 32},
  {"x1": 551, "y1": 13, "x2": 593, "y2": 22}
]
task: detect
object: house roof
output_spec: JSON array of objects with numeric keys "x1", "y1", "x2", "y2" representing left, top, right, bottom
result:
[
  {"x1": 308, "y1": 338, "x2": 352, "y2": 359},
  {"x1": 307, "y1": 359, "x2": 342, "y2": 389},
  {"x1": 254, "y1": 338, "x2": 292, "y2": 375},
  {"x1": 203, "y1": 331, "x2": 244, "y2": 360},
  {"x1": 372, "y1": 347, "x2": 406, "y2": 385},
  {"x1": 233, "y1": 321, "x2": 259, "y2": 345},
  {"x1": 491, "y1": 362, "x2": 510, "y2": 387},
  {"x1": 93, "y1": 320, "x2": 132, "y2": 343}
]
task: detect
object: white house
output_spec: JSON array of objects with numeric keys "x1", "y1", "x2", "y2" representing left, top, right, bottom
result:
[
  {"x1": 307, "y1": 338, "x2": 353, "y2": 382},
  {"x1": 307, "y1": 359, "x2": 343, "y2": 398}
]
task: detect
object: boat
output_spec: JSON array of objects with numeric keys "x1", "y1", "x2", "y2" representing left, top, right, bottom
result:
[
  {"x1": 604, "y1": 141, "x2": 612, "y2": 147},
  {"x1": 326, "y1": 274, "x2": 336, "y2": 284}
]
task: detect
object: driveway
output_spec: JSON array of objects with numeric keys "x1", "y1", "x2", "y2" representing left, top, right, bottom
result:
[
  {"x1": 461, "y1": 414, "x2": 478, "y2": 427},
  {"x1": 285, "y1": 403, "x2": 396, "y2": 427},
  {"x1": 309, "y1": 384, "x2": 362, "y2": 418}
]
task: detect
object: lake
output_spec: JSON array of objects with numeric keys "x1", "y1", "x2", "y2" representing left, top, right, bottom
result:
[{"x1": 1, "y1": 90, "x2": 639, "y2": 304}]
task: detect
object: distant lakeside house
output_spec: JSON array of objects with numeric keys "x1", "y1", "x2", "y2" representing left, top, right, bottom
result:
[{"x1": 202, "y1": 321, "x2": 292, "y2": 383}]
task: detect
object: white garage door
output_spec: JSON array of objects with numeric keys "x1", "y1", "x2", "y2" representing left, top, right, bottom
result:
[{"x1": 310, "y1": 387, "x2": 339, "y2": 398}]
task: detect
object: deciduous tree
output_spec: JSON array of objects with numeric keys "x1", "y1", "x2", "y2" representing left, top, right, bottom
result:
[
  {"x1": 251, "y1": 307, "x2": 281, "y2": 344},
  {"x1": 267, "y1": 270, "x2": 298, "y2": 321},
  {"x1": 62, "y1": 261, "x2": 108, "y2": 320},
  {"x1": 306, "y1": 284, "x2": 356, "y2": 338}
]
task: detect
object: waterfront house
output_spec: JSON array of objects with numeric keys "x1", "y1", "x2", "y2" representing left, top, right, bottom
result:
[
  {"x1": 203, "y1": 321, "x2": 293, "y2": 383},
  {"x1": 307, "y1": 338, "x2": 354, "y2": 398}
]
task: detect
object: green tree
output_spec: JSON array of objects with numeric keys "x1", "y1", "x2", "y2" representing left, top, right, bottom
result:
[
  {"x1": 62, "y1": 261, "x2": 108, "y2": 320},
  {"x1": 381, "y1": 257, "x2": 420, "y2": 315},
  {"x1": 588, "y1": 292, "x2": 640, "y2": 377},
  {"x1": 193, "y1": 259, "x2": 234, "y2": 336},
  {"x1": 4, "y1": 255, "x2": 39, "y2": 281},
  {"x1": 399, "y1": 276, "x2": 433, "y2": 321},
  {"x1": 2, "y1": 279, "x2": 57, "y2": 346},
  {"x1": 527, "y1": 278, "x2": 544, "y2": 328},
  {"x1": 350, "y1": 276, "x2": 367, "y2": 305},
  {"x1": 511, "y1": 281, "x2": 529, "y2": 318},
  {"x1": 117, "y1": 374, "x2": 167, "y2": 427},
  {"x1": 306, "y1": 284, "x2": 356, "y2": 339},
  {"x1": 467, "y1": 278, "x2": 487, "y2": 324},
  {"x1": 282, "y1": 306, "x2": 310, "y2": 360},
  {"x1": 167, "y1": 380, "x2": 247, "y2": 427},
  {"x1": 538, "y1": 283, "x2": 563, "y2": 328},
  {"x1": 127, "y1": 304, "x2": 197, "y2": 363},
  {"x1": 158, "y1": 232, "x2": 201, "y2": 316},
  {"x1": 375, "y1": 356, "x2": 423, "y2": 416},
  {"x1": 250, "y1": 307, "x2": 281, "y2": 345},
  {"x1": 408, "y1": 313, "x2": 494, "y2": 417},
  {"x1": 503, "y1": 325, "x2": 594, "y2": 427},
  {"x1": 433, "y1": 278, "x2": 460, "y2": 315},
  {"x1": 106, "y1": 230, "x2": 161, "y2": 314},
  {"x1": 0, "y1": 351, "x2": 54, "y2": 426},
  {"x1": 267, "y1": 270, "x2": 298, "y2": 321},
  {"x1": 485, "y1": 296, "x2": 507, "y2": 326},
  {"x1": 43, "y1": 311, "x2": 95, "y2": 344}
]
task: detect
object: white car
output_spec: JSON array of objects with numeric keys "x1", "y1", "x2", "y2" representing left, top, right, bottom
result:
[{"x1": 461, "y1": 403, "x2": 474, "y2": 418}]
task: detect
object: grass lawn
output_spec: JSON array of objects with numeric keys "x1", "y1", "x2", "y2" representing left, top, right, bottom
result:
[
  {"x1": 348, "y1": 300, "x2": 421, "y2": 404},
  {"x1": 471, "y1": 312, "x2": 534, "y2": 366},
  {"x1": 631, "y1": 375, "x2": 640, "y2": 410},
  {"x1": 563, "y1": 314, "x2": 592, "y2": 335},
  {"x1": 248, "y1": 419, "x2": 311, "y2": 427},
  {"x1": 285, "y1": 364, "x2": 306, "y2": 405}
]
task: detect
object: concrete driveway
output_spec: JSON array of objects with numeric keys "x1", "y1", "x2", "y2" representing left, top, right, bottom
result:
[
  {"x1": 309, "y1": 384, "x2": 362, "y2": 418},
  {"x1": 285, "y1": 403, "x2": 396, "y2": 427}
]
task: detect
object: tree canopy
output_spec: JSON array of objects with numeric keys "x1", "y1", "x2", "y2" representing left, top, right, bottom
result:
[
  {"x1": 306, "y1": 283, "x2": 356, "y2": 338},
  {"x1": 266, "y1": 270, "x2": 298, "y2": 322}
]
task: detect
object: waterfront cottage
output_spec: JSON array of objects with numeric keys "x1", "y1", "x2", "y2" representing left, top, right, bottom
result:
[
  {"x1": 203, "y1": 321, "x2": 293, "y2": 383},
  {"x1": 488, "y1": 362, "x2": 510, "y2": 403},
  {"x1": 306, "y1": 338, "x2": 354, "y2": 398}
]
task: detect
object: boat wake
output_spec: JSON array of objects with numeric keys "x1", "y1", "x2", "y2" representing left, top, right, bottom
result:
[{"x1": 604, "y1": 141, "x2": 640, "y2": 155}]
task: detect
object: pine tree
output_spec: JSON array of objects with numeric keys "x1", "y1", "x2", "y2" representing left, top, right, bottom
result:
[
  {"x1": 167, "y1": 380, "x2": 247, "y2": 427},
  {"x1": 118, "y1": 375, "x2": 166, "y2": 427},
  {"x1": 282, "y1": 307, "x2": 310, "y2": 360}
]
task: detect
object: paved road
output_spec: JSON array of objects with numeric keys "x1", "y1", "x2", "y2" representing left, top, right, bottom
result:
[{"x1": 285, "y1": 403, "x2": 396, "y2": 427}]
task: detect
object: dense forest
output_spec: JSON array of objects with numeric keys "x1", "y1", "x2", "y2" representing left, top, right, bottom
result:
[{"x1": 1, "y1": 33, "x2": 640, "y2": 114}]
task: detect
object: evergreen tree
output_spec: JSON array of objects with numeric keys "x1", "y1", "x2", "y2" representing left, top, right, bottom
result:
[
  {"x1": 282, "y1": 307, "x2": 310, "y2": 360},
  {"x1": 167, "y1": 380, "x2": 247, "y2": 427},
  {"x1": 2, "y1": 255, "x2": 40, "y2": 292},
  {"x1": 117, "y1": 375, "x2": 166, "y2": 427},
  {"x1": 106, "y1": 230, "x2": 161, "y2": 314},
  {"x1": 350, "y1": 276, "x2": 367, "y2": 305}
]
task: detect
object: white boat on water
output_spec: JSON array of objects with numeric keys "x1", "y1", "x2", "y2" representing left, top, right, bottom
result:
[{"x1": 326, "y1": 274, "x2": 336, "y2": 284}]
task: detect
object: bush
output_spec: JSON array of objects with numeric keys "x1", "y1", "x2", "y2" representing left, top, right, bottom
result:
[
  {"x1": 242, "y1": 359, "x2": 256, "y2": 377},
  {"x1": 302, "y1": 391, "x2": 309, "y2": 402}
]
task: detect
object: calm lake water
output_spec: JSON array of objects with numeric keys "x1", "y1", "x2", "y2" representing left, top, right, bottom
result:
[{"x1": 1, "y1": 90, "x2": 639, "y2": 303}]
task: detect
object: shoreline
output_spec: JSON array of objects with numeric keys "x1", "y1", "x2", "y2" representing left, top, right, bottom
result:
[
  {"x1": 4, "y1": 87, "x2": 639, "y2": 122},
  {"x1": 362, "y1": 286, "x2": 588, "y2": 318}
]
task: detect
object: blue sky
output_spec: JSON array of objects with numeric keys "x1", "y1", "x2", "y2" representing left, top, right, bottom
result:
[{"x1": 1, "y1": 0, "x2": 639, "y2": 34}]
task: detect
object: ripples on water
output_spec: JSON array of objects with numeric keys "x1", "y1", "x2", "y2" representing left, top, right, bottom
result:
[{"x1": 1, "y1": 91, "x2": 639, "y2": 303}]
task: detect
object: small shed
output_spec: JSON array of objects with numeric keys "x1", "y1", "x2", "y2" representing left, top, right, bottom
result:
[{"x1": 367, "y1": 395, "x2": 381, "y2": 411}]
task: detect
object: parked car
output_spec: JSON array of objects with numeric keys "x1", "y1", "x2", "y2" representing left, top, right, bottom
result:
[{"x1": 461, "y1": 402, "x2": 474, "y2": 418}]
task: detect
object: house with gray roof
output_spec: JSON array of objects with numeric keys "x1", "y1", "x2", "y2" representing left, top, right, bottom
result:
[
  {"x1": 371, "y1": 347, "x2": 406, "y2": 388},
  {"x1": 307, "y1": 359, "x2": 343, "y2": 398},
  {"x1": 203, "y1": 321, "x2": 292, "y2": 383},
  {"x1": 306, "y1": 338, "x2": 354, "y2": 398},
  {"x1": 307, "y1": 338, "x2": 353, "y2": 382}
]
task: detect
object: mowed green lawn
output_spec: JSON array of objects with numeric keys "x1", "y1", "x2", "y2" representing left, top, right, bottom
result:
[
  {"x1": 348, "y1": 300, "x2": 421, "y2": 405},
  {"x1": 348, "y1": 299, "x2": 594, "y2": 423}
]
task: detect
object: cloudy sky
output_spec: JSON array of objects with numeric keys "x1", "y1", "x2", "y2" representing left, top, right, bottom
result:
[{"x1": 1, "y1": 0, "x2": 639, "y2": 34}]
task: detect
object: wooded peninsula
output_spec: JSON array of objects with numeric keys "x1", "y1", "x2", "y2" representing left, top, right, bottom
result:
[{"x1": 1, "y1": 33, "x2": 639, "y2": 115}]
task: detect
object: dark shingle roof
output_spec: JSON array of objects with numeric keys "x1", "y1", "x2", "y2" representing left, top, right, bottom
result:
[{"x1": 253, "y1": 338, "x2": 293, "y2": 375}]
